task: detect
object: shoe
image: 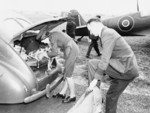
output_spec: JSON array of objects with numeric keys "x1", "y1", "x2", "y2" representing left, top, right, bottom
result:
[
  {"x1": 52, "y1": 93, "x2": 66, "y2": 99},
  {"x1": 62, "y1": 96, "x2": 70, "y2": 102},
  {"x1": 62, "y1": 96, "x2": 76, "y2": 103},
  {"x1": 77, "y1": 38, "x2": 81, "y2": 42},
  {"x1": 75, "y1": 40, "x2": 78, "y2": 44},
  {"x1": 97, "y1": 54, "x2": 101, "y2": 57},
  {"x1": 65, "y1": 96, "x2": 70, "y2": 100},
  {"x1": 86, "y1": 56, "x2": 91, "y2": 59}
]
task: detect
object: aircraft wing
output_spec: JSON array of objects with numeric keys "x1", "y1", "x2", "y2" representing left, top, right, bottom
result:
[{"x1": 75, "y1": 25, "x2": 89, "y2": 36}]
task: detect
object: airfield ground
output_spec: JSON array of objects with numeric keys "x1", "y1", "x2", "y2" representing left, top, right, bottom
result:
[
  {"x1": 0, "y1": 11, "x2": 150, "y2": 113},
  {"x1": 0, "y1": 36, "x2": 150, "y2": 113}
]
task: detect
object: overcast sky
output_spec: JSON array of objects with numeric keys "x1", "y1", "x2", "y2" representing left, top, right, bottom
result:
[{"x1": 0, "y1": 0, "x2": 149, "y2": 15}]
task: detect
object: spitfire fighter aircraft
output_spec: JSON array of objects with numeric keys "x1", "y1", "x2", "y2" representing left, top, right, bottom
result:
[
  {"x1": 67, "y1": 4, "x2": 150, "y2": 37},
  {"x1": 0, "y1": 10, "x2": 67, "y2": 104}
]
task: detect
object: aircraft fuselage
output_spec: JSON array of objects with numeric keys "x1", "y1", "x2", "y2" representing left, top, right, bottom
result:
[{"x1": 102, "y1": 12, "x2": 150, "y2": 36}]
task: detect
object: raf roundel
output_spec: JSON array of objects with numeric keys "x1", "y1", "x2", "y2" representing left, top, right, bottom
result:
[{"x1": 118, "y1": 16, "x2": 134, "y2": 32}]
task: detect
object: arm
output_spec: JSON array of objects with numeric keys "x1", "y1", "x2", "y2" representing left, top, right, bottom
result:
[
  {"x1": 47, "y1": 37, "x2": 58, "y2": 58},
  {"x1": 86, "y1": 35, "x2": 116, "y2": 93},
  {"x1": 85, "y1": 32, "x2": 117, "y2": 95},
  {"x1": 36, "y1": 25, "x2": 48, "y2": 40},
  {"x1": 94, "y1": 35, "x2": 116, "y2": 80}
]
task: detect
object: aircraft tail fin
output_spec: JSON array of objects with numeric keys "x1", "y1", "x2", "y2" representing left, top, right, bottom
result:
[
  {"x1": 137, "y1": 0, "x2": 140, "y2": 12},
  {"x1": 60, "y1": 10, "x2": 88, "y2": 36},
  {"x1": 60, "y1": 9, "x2": 87, "y2": 27},
  {"x1": 69, "y1": 10, "x2": 87, "y2": 27}
]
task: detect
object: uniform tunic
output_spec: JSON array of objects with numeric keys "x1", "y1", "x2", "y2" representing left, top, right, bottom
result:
[
  {"x1": 48, "y1": 31, "x2": 79, "y2": 77},
  {"x1": 88, "y1": 27, "x2": 139, "y2": 81}
]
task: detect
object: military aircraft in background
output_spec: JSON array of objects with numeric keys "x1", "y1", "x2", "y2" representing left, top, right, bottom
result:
[{"x1": 67, "y1": 0, "x2": 150, "y2": 37}]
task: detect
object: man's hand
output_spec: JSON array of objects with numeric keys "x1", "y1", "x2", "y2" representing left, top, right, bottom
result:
[{"x1": 85, "y1": 79, "x2": 98, "y2": 96}]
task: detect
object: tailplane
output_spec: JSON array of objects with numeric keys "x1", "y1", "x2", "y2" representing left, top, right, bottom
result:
[
  {"x1": 60, "y1": 9, "x2": 88, "y2": 36},
  {"x1": 69, "y1": 10, "x2": 87, "y2": 27}
]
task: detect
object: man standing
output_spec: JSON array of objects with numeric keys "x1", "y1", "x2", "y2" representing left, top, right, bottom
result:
[
  {"x1": 86, "y1": 34, "x2": 101, "y2": 58},
  {"x1": 85, "y1": 18, "x2": 139, "y2": 113}
]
